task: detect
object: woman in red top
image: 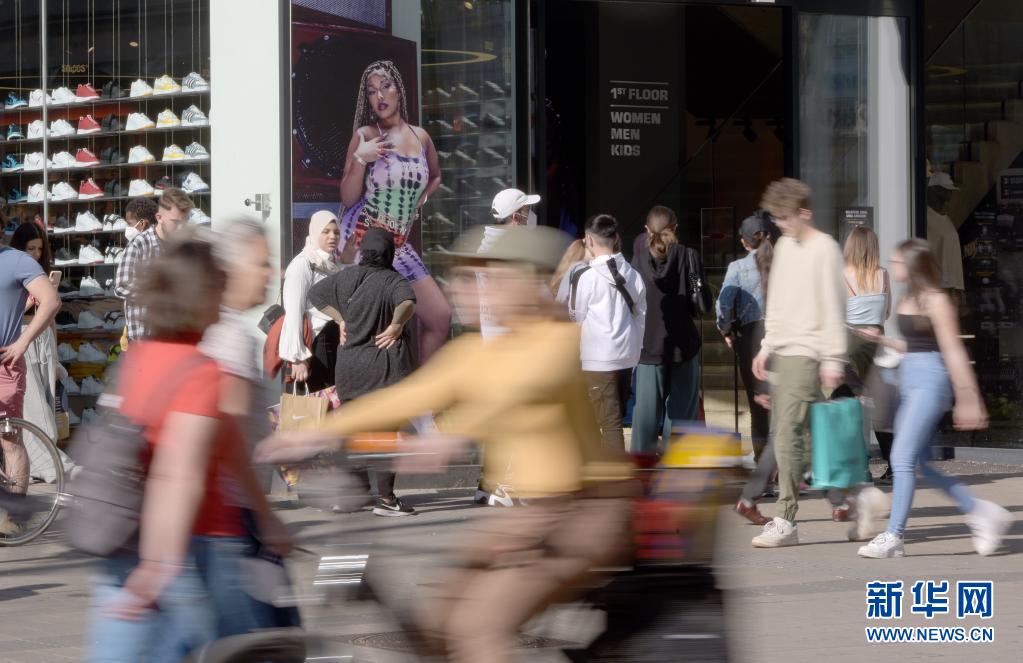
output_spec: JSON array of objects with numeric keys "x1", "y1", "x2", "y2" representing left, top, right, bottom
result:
[{"x1": 85, "y1": 233, "x2": 290, "y2": 662}]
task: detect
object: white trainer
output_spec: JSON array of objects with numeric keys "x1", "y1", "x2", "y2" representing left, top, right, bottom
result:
[
  {"x1": 752, "y1": 517, "x2": 799, "y2": 548},
  {"x1": 130, "y1": 79, "x2": 153, "y2": 98},
  {"x1": 848, "y1": 486, "x2": 891, "y2": 541},
  {"x1": 965, "y1": 499, "x2": 1012, "y2": 556},
  {"x1": 858, "y1": 531, "x2": 905, "y2": 558}
]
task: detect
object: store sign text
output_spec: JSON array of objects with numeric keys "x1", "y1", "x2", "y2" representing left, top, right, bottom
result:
[{"x1": 608, "y1": 82, "x2": 669, "y2": 159}]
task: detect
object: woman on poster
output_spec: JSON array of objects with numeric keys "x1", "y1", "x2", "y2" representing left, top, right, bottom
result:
[{"x1": 340, "y1": 60, "x2": 449, "y2": 362}]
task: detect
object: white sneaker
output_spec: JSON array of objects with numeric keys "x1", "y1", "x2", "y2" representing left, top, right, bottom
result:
[
  {"x1": 848, "y1": 486, "x2": 890, "y2": 541},
  {"x1": 105, "y1": 214, "x2": 128, "y2": 230},
  {"x1": 77, "y1": 343, "x2": 108, "y2": 364},
  {"x1": 752, "y1": 517, "x2": 799, "y2": 548},
  {"x1": 58, "y1": 343, "x2": 78, "y2": 362},
  {"x1": 103, "y1": 312, "x2": 125, "y2": 330},
  {"x1": 63, "y1": 376, "x2": 82, "y2": 394},
  {"x1": 157, "y1": 109, "x2": 181, "y2": 127},
  {"x1": 52, "y1": 151, "x2": 78, "y2": 169},
  {"x1": 29, "y1": 89, "x2": 51, "y2": 107},
  {"x1": 858, "y1": 531, "x2": 905, "y2": 558},
  {"x1": 26, "y1": 119, "x2": 48, "y2": 139},
  {"x1": 68, "y1": 409, "x2": 82, "y2": 426},
  {"x1": 50, "y1": 119, "x2": 76, "y2": 136},
  {"x1": 78, "y1": 276, "x2": 103, "y2": 296},
  {"x1": 78, "y1": 245, "x2": 105, "y2": 266},
  {"x1": 182, "y1": 172, "x2": 210, "y2": 193},
  {"x1": 128, "y1": 145, "x2": 156, "y2": 164},
  {"x1": 51, "y1": 182, "x2": 78, "y2": 201},
  {"x1": 128, "y1": 179, "x2": 155, "y2": 197},
  {"x1": 23, "y1": 152, "x2": 49, "y2": 171},
  {"x1": 181, "y1": 104, "x2": 208, "y2": 127},
  {"x1": 188, "y1": 207, "x2": 211, "y2": 226},
  {"x1": 27, "y1": 183, "x2": 50, "y2": 202},
  {"x1": 965, "y1": 499, "x2": 1012, "y2": 556},
  {"x1": 82, "y1": 408, "x2": 101, "y2": 424},
  {"x1": 51, "y1": 86, "x2": 76, "y2": 104},
  {"x1": 130, "y1": 79, "x2": 154, "y2": 98},
  {"x1": 183, "y1": 72, "x2": 210, "y2": 91},
  {"x1": 153, "y1": 75, "x2": 181, "y2": 95},
  {"x1": 162, "y1": 144, "x2": 186, "y2": 161},
  {"x1": 80, "y1": 376, "x2": 105, "y2": 395},
  {"x1": 75, "y1": 211, "x2": 103, "y2": 232},
  {"x1": 125, "y1": 112, "x2": 155, "y2": 131},
  {"x1": 77, "y1": 310, "x2": 105, "y2": 330},
  {"x1": 185, "y1": 142, "x2": 210, "y2": 160}
]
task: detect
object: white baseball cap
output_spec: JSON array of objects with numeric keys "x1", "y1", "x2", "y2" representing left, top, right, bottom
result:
[
  {"x1": 491, "y1": 188, "x2": 541, "y2": 220},
  {"x1": 928, "y1": 172, "x2": 958, "y2": 191}
]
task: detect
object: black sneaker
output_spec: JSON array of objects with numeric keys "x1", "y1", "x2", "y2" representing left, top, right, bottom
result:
[
  {"x1": 104, "y1": 179, "x2": 125, "y2": 197},
  {"x1": 54, "y1": 248, "x2": 77, "y2": 266},
  {"x1": 101, "y1": 81, "x2": 127, "y2": 99},
  {"x1": 55, "y1": 311, "x2": 77, "y2": 328},
  {"x1": 101, "y1": 114, "x2": 125, "y2": 132},
  {"x1": 53, "y1": 215, "x2": 70, "y2": 232},
  {"x1": 372, "y1": 495, "x2": 416, "y2": 517},
  {"x1": 57, "y1": 279, "x2": 76, "y2": 294},
  {"x1": 100, "y1": 146, "x2": 126, "y2": 164},
  {"x1": 154, "y1": 175, "x2": 172, "y2": 194}
]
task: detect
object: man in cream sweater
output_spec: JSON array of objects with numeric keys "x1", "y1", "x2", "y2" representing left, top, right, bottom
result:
[{"x1": 751, "y1": 178, "x2": 846, "y2": 547}]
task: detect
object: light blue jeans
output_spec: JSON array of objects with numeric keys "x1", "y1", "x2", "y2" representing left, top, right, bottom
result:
[
  {"x1": 631, "y1": 357, "x2": 701, "y2": 454},
  {"x1": 886, "y1": 352, "x2": 975, "y2": 537}
]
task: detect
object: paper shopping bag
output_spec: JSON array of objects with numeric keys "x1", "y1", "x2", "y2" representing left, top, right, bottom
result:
[{"x1": 278, "y1": 384, "x2": 328, "y2": 432}]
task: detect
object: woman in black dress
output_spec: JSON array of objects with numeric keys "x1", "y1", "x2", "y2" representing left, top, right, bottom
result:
[{"x1": 309, "y1": 227, "x2": 417, "y2": 516}]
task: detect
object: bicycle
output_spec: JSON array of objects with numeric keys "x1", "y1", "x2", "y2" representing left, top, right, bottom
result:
[{"x1": 0, "y1": 414, "x2": 66, "y2": 546}]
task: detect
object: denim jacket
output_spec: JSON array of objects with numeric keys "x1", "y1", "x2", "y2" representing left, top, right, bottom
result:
[{"x1": 715, "y1": 251, "x2": 765, "y2": 334}]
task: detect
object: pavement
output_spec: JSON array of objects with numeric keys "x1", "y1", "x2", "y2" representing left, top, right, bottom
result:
[{"x1": 0, "y1": 459, "x2": 1020, "y2": 662}]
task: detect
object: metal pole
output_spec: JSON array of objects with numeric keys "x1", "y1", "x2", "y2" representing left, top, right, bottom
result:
[{"x1": 40, "y1": 0, "x2": 48, "y2": 224}]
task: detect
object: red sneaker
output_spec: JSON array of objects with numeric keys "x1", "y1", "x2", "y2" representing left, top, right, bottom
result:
[
  {"x1": 75, "y1": 148, "x2": 100, "y2": 167},
  {"x1": 75, "y1": 83, "x2": 100, "y2": 100},
  {"x1": 77, "y1": 114, "x2": 101, "y2": 134},
  {"x1": 735, "y1": 499, "x2": 771, "y2": 526},
  {"x1": 79, "y1": 178, "x2": 104, "y2": 199}
]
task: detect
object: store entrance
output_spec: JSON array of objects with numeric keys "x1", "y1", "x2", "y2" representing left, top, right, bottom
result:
[{"x1": 543, "y1": 1, "x2": 787, "y2": 437}]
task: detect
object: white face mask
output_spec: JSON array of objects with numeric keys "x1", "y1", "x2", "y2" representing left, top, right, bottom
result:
[{"x1": 124, "y1": 226, "x2": 141, "y2": 241}]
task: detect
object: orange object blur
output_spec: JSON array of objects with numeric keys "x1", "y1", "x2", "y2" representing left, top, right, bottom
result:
[{"x1": 347, "y1": 432, "x2": 402, "y2": 454}]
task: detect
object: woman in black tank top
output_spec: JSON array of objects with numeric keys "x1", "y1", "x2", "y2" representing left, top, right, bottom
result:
[{"x1": 852, "y1": 240, "x2": 1010, "y2": 559}]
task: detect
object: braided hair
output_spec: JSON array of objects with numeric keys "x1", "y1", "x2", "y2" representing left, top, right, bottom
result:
[{"x1": 352, "y1": 60, "x2": 410, "y2": 133}]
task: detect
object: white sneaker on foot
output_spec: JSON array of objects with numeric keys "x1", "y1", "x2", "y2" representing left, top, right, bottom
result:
[
  {"x1": 965, "y1": 499, "x2": 1012, "y2": 556},
  {"x1": 858, "y1": 531, "x2": 905, "y2": 558},
  {"x1": 752, "y1": 517, "x2": 799, "y2": 548},
  {"x1": 848, "y1": 486, "x2": 890, "y2": 541}
]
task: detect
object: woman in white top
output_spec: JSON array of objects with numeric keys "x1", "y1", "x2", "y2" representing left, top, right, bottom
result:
[{"x1": 279, "y1": 210, "x2": 341, "y2": 391}]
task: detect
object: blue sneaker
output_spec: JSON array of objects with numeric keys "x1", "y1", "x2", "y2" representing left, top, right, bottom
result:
[
  {"x1": 7, "y1": 187, "x2": 26, "y2": 203},
  {"x1": 1, "y1": 154, "x2": 22, "y2": 172},
  {"x1": 4, "y1": 92, "x2": 27, "y2": 110},
  {"x1": 6, "y1": 123, "x2": 24, "y2": 140}
]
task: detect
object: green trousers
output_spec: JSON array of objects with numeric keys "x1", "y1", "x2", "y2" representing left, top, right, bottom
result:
[{"x1": 769, "y1": 355, "x2": 821, "y2": 522}]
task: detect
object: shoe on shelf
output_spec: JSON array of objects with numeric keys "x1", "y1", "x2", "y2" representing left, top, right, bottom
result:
[
  {"x1": 75, "y1": 83, "x2": 100, "y2": 102},
  {"x1": 79, "y1": 178, "x2": 104, "y2": 199},
  {"x1": 104, "y1": 179, "x2": 125, "y2": 198},
  {"x1": 63, "y1": 376, "x2": 82, "y2": 394},
  {"x1": 50, "y1": 119, "x2": 76, "y2": 136},
  {"x1": 154, "y1": 175, "x2": 173, "y2": 195},
  {"x1": 78, "y1": 276, "x2": 104, "y2": 296},
  {"x1": 80, "y1": 376, "x2": 105, "y2": 395},
  {"x1": 55, "y1": 311, "x2": 78, "y2": 330},
  {"x1": 128, "y1": 179, "x2": 155, "y2": 197},
  {"x1": 153, "y1": 75, "x2": 181, "y2": 95},
  {"x1": 28, "y1": 89, "x2": 51, "y2": 107},
  {"x1": 188, "y1": 207, "x2": 211, "y2": 226},
  {"x1": 77, "y1": 342, "x2": 108, "y2": 364},
  {"x1": 51, "y1": 182, "x2": 79, "y2": 201},
  {"x1": 184, "y1": 142, "x2": 209, "y2": 160},
  {"x1": 106, "y1": 214, "x2": 127, "y2": 230},
  {"x1": 735, "y1": 499, "x2": 772, "y2": 526},
  {"x1": 82, "y1": 408, "x2": 100, "y2": 424},
  {"x1": 51, "y1": 86, "x2": 76, "y2": 105},
  {"x1": 125, "y1": 112, "x2": 155, "y2": 131},
  {"x1": 181, "y1": 104, "x2": 208, "y2": 127},
  {"x1": 101, "y1": 115, "x2": 125, "y2": 132},
  {"x1": 77, "y1": 114, "x2": 101, "y2": 134},
  {"x1": 27, "y1": 183, "x2": 50, "y2": 202},
  {"x1": 157, "y1": 109, "x2": 181, "y2": 127},
  {"x1": 75, "y1": 211, "x2": 103, "y2": 232},
  {"x1": 77, "y1": 310, "x2": 105, "y2": 330},
  {"x1": 101, "y1": 81, "x2": 127, "y2": 99},
  {"x1": 57, "y1": 342, "x2": 78, "y2": 362},
  {"x1": 68, "y1": 409, "x2": 81, "y2": 426},
  {"x1": 4, "y1": 92, "x2": 27, "y2": 109},
  {"x1": 100, "y1": 146, "x2": 126, "y2": 164},
  {"x1": 112, "y1": 247, "x2": 125, "y2": 264},
  {"x1": 103, "y1": 311, "x2": 125, "y2": 331},
  {"x1": 130, "y1": 79, "x2": 153, "y2": 98},
  {"x1": 23, "y1": 152, "x2": 48, "y2": 171},
  {"x1": 53, "y1": 248, "x2": 77, "y2": 266},
  {"x1": 7, "y1": 188, "x2": 27, "y2": 203},
  {"x1": 9, "y1": 123, "x2": 27, "y2": 140},
  {"x1": 857, "y1": 531, "x2": 905, "y2": 559},
  {"x1": 2, "y1": 154, "x2": 23, "y2": 172},
  {"x1": 76, "y1": 148, "x2": 101, "y2": 167},
  {"x1": 372, "y1": 495, "x2": 416, "y2": 517},
  {"x1": 751, "y1": 517, "x2": 799, "y2": 548},
  {"x1": 847, "y1": 486, "x2": 890, "y2": 542},
  {"x1": 128, "y1": 145, "x2": 156, "y2": 164},
  {"x1": 53, "y1": 216, "x2": 71, "y2": 233},
  {"x1": 965, "y1": 499, "x2": 1012, "y2": 556},
  {"x1": 162, "y1": 144, "x2": 186, "y2": 161},
  {"x1": 53, "y1": 151, "x2": 78, "y2": 169},
  {"x1": 183, "y1": 72, "x2": 209, "y2": 91},
  {"x1": 78, "y1": 244, "x2": 105, "y2": 265},
  {"x1": 181, "y1": 172, "x2": 210, "y2": 193}
]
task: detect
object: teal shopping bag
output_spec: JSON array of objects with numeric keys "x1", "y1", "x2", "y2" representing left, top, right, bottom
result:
[{"x1": 809, "y1": 397, "x2": 870, "y2": 489}]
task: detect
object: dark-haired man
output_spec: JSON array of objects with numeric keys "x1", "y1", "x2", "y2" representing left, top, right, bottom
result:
[{"x1": 570, "y1": 214, "x2": 646, "y2": 450}]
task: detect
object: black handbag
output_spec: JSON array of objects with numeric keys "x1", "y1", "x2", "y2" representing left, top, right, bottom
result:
[
  {"x1": 684, "y1": 246, "x2": 712, "y2": 316},
  {"x1": 258, "y1": 302, "x2": 285, "y2": 334}
]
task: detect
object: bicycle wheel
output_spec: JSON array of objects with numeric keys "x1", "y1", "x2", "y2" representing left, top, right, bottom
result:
[{"x1": 0, "y1": 417, "x2": 65, "y2": 546}]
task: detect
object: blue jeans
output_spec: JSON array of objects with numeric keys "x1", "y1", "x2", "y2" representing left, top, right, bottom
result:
[
  {"x1": 886, "y1": 352, "x2": 975, "y2": 537},
  {"x1": 192, "y1": 535, "x2": 284, "y2": 637},
  {"x1": 85, "y1": 555, "x2": 216, "y2": 663},
  {"x1": 631, "y1": 357, "x2": 701, "y2": 453}
]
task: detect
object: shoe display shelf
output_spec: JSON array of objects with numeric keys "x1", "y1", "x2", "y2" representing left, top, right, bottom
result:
[
  {"x1": 9, "y1": 191, "x2": 210, "y2": 207},
  {"x1": 0, "y1": 88, "x2": 210, "y2": 118}
]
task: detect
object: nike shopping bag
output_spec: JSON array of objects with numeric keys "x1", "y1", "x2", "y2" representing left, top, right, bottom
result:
[
  {"x1": 809, "y1": 397, "x2": 870, "y2": 490},
  {"x1": 278, "y1": 383, "x2": 329, "y2": 432}
]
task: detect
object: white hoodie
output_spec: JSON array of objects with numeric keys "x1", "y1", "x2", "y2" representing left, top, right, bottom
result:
[{"x1": 570, "y1": 253, "x2": 647, "y2": 371}]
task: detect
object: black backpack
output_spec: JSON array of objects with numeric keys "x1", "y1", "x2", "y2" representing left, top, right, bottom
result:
[
  {"x1": 66, "y1": 355, "x2": 211, "y2": 557},
  {"x1": 683, "y1": 246, "x2": 712, "y2": 316}
]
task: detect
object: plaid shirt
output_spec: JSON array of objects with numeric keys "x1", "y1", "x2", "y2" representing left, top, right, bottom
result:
[{"x1": 114, "y1": 228, "x2": 163, "y2": 341}]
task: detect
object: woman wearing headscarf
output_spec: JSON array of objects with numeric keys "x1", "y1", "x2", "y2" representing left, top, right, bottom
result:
[
  {"x1": 279, "y1": 211, "x2": 342, "y2": 391},
  {"x1": 309, "y1": 228, "x2": 417, "y2": 516}
]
